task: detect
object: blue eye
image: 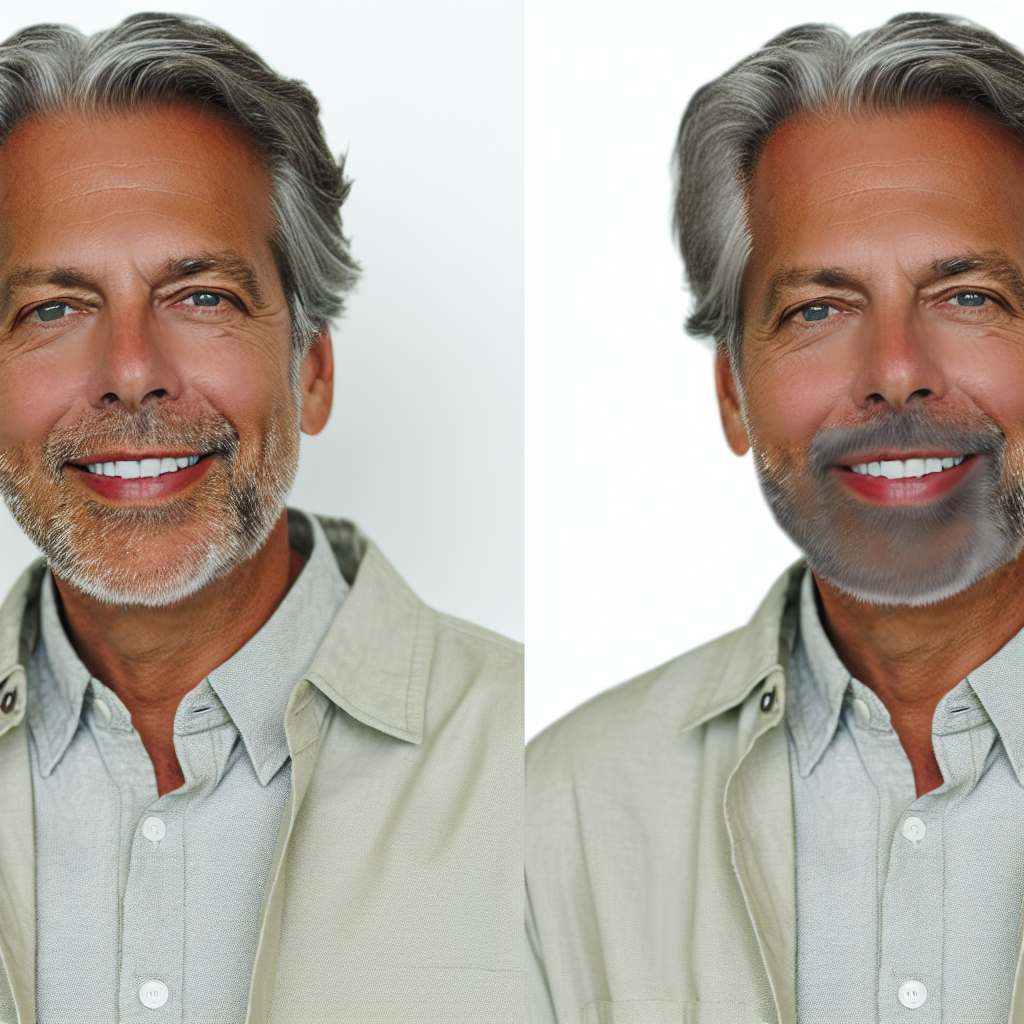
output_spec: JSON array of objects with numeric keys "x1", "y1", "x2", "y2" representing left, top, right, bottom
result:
[
  {"x1": 801, "y1": 304, "x2": 832, "y2": 322},
  {"x1": 186, "y1": 292, "x2": 221, "y2": 307},
  {"x1": 35, "y1": 302, "x2": 71, "y2": 322},
  {"x1": 953, "y1": 291, "x2": 985, "y2": 307}
]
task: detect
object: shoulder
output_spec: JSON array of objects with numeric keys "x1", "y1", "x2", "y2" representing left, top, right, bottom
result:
[
  {"x1": 527, "y1": 560, "x2": 804, "y2": 791},
  {"x1": 526, "y1": 625, "x2": 746, "y2": 785},
  {"x1": 425, "y1": 613, "x2": 522, "y2": 737},
  {"x1": 435, "y1": 612, "x2": 523, "y2": 678}
]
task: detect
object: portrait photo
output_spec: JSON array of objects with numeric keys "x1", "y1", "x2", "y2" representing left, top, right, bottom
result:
[
  {"x1": 526, "y1": 2, "x2": 1024, "y2": 1022},
  {"x1": 0, "y1": 2, "x2": 523, "y2": 1021}
]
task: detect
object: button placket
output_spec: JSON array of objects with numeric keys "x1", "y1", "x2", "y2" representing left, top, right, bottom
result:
[
  {"x1": 878, "y1": 799, "x2": 943, "y2": 1022},
  {"x1": 119, "y1": 799, "x2": 184, "y2": 1023}
]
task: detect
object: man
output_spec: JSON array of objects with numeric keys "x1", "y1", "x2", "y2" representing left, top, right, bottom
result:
[
  {"x1": 0, "y1": 13, "x2": 523, "y2": 1024},
  {"x1": 527, "y1": 13, "x2": 1024, "y2": 1024}
]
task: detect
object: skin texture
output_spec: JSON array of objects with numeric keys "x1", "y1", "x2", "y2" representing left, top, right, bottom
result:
[
  {"x1": 717, "y1": 102, "x2": 1024, "y2": 796},
  {"x1": 0, "y1": 103, "x2": 334, "y2": 794}
]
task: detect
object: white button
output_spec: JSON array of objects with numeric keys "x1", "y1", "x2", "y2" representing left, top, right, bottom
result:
[
  {"x1": 902, "y1": 816, "x2": 926, "y2": 844},
  {"x1": 852, "y1": 698, "x2": 870, "y2": 725},
  {"x1": 142, "y1": 817, "x2": 166, "y2": 844},
  {"x1": 139, "y1": 980, "x2": 168, "y2": 1009},
  {"x1": 93, "y1": 698, "x2": 111, "y2": 725},
  {"x1": 899, "y1": 980, "x2": 927, "y2": 1008}
]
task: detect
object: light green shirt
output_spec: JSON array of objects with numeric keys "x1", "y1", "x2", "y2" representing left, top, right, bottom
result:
[
  {"x1": 789, "y1": 569, "x2": 1024, "y2": 1024},
  {"x1": 29, "y1": 511, "x2": 348, "y2": 1023}
]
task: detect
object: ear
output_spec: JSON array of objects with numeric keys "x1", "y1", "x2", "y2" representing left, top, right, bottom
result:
[
  {"x1": 714, "y1": 351, "x2": 750, "y2": 456},
  {"x1": 299, "y1": 328, "x2": 334, "y2": 436}
]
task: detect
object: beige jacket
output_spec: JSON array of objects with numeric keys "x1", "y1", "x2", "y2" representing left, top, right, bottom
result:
[
  {"x1": 525, "y1": 562, "x2": 1024, "y2": 1024},
  {"x1": 0, "y1": 517, "x2": 524, "y2": 1024}
]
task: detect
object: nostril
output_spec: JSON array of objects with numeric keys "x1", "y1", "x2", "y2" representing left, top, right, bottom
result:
[
  {"x1": 910, "y1": 388, "x2": 932, "y2": 399},
  {"x1": 147, "y1": 389, "x2": 168, "y2": 400}
]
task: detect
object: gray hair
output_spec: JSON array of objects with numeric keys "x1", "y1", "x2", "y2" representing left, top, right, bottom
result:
[
  {"x1": 673, "y1": 12, "x2": 1024, "y2": 365},
  {"x1": 0, "y1": 12, "x2": 360, "y2": 357}
]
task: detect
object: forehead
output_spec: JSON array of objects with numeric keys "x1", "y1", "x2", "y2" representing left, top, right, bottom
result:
[
  {"x1": 0, "y1": 101, "x2": 275, "y2": 262},
  {"x1": 747, "y1": 102, "x2": 1024, "y2": 266}
]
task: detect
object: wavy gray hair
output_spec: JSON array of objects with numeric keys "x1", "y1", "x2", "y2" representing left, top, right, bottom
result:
[
  {"x1": 673, "y1": 12, "x2": 1024, "y2": 365},
  {"x1": 0, "y1": 12, "x2": 360, "y2": 357}
]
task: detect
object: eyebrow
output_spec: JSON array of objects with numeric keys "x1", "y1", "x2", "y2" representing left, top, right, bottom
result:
[
  {"x1": 925, "y1": 252, "x2": 1024, "y2": 307},
  {"x1": 0, "y1": 250, "x2": 268, "y2": 322},
  {"x1": 761, "y1": 250, "x2": 1024, "y2": 325},
  {"x1": 762, "y1": 266, "x2": 865, "y2": 324}
]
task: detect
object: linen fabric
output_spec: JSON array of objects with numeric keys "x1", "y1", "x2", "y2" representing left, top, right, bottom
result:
[
  {"x1": 789, "y1": 568, "x2": 1024, "y2": 1024},
  {"x1": 525, "y1": 562, "x2": 1024, "y2": 1024},
  {"x1": 0, "y1": 512, "x2": 523, "y2": 1024},
  {"x1": 30, "y1": 511, "x2": 348, "y2": 1024}
]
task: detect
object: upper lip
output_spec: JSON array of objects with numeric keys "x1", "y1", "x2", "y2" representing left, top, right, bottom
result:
[
  {"x1": 833, "y1": 450, "x2": 971, "y2": 467},
  {"x1": 70, "y1": 451, "x2": 205, "y2": 466}
]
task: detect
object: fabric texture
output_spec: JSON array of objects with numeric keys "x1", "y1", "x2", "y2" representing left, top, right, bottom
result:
[
  {"x1": 30, "y1": 511, "x2": 348, "y2": 1024},
  {"x1": 525, "y1": 561, "x2": 1024, "y2": 1024},
  {"x1": 0, "y1": 511, "x2": 524, "y2": 1024},
  {"x1": 789, "y1": 569, "x2": 1024, "y2": 1024}
]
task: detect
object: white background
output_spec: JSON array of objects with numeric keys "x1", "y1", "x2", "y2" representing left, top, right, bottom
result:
[
  {"x1": 0, "y1": 0, "x2": 524, "y2": 643},
  {"x1": 526, "y1": 0, "x2": 1024, "y2": 737}
]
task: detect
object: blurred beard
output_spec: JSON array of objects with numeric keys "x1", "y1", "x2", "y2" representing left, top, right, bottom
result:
[
  {"x1": 754, "y1": 407, "x2": 1024, "y2": 606},
  {"x1": 0, "y1": 401, "x2": 300, "y2": 607}
]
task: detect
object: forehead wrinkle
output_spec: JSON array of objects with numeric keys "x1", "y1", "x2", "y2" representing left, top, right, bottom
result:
[
  {"x1": 809, "y1": 185, "x2": 978, "y2": 207},
  {"x1": 39, "y1": 185, "x2": 221, "y2": 210},
  {"x1": 36, "y1": 157, "x2": 204, "y2": 182}
]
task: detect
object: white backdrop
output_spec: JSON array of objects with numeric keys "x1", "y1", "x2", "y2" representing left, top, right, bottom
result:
[
  {"x1": 526, "y1": 0, "x2": 1024, "y2": 737},
  {"x1": 0, "y1": 0, "x2": 524, "y2": 643}
]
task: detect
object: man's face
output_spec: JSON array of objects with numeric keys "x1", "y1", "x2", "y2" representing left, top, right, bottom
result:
[
  {"x1": 728, "y1": 102, "x2": 1024, "y2": 605},
  {"x1": 0, "y1": 102, "x2": 302, "y2": 605}
]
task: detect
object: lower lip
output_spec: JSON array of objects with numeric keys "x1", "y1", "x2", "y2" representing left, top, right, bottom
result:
[
  {"x1": 71, "y1": 458, "x2": 212, "y2": 502},
  {"x1": 832, "y1": 457, "x2": 975, "y2": 505}
]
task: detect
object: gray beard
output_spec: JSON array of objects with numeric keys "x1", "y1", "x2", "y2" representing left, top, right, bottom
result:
[
  {"x1": 0, "y1": 403, "x2": 299, "y2": 608},
  {"x1": 754, "y1": 407, "x2": 1024, "y2": 606}
]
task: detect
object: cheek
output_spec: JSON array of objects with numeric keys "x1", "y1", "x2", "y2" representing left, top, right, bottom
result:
[
  {"x1": 0, "y1": 347, "x2": 85, "y2": 450},
  {"x1": 742, "y1": 340, "x2": 856, "y2": 451},
  {"x1": 947, "y1": 333, "x2": 1024, "y2": 434},
  {"x1": 188, "y1": 339, "x2": 295, "y2": 432}
]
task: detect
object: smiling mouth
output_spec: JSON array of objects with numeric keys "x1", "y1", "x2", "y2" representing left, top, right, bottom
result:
[
  {"x1": 74, "y1": 455, "x2": 204, "y2": 480},
  {"x1": 842, "y1": 455, "x2": 969, "y2": 480}
]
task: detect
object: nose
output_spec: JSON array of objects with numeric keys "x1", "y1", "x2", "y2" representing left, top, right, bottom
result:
[
  {"x1": 91, "y1": 306, "x2": 183, "y2": 411},
  {"x1": 856, "y1": 305, "x2": 948, "y2": 411}
]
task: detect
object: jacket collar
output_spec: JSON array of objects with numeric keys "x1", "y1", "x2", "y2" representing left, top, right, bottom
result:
[
  {"x1": 0, "y1": 559, "x2": 46, "y2": 739},
  {"x1": 0, "y1": 514, "x2": 435, "y2": 748},
  {"x1": 305, "y1": 520, "x2": 435, "y2": 745},
  {"x1": 676, "y1": 559, "x2": 805, "y2": 735}
]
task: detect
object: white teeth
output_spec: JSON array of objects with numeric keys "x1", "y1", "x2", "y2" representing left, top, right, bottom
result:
[
  {"x1": 850, "y1": 456, "x2": 966, "y2": 478},
  {"x1": 82, "y1": 456, "x2": 202, "y2": 479}
]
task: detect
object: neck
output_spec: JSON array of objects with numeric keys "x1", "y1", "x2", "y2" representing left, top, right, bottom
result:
[
  {"x1": 52, "y1": 510, "x2": 306, "y2": 795},
  {"x1": 814, "y1": 551, "x2": 1024, "y2": 796}
]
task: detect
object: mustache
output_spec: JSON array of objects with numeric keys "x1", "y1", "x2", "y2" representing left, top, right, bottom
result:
[
  {"x1": 40, "y1": 405, "x2": 240, "y2": 480},
  {"x1": 807, "y1": 407, "x2": 1006, "y2": 480}
]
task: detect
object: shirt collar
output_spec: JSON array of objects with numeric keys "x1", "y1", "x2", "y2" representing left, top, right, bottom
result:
[
  {"x1": 787, "y1": 568, "x2": 1024, "y2": 788},
  {"x1": 207, "y1": 512, "x2": 348, "y2": 784},
  {"x1": 26, "y1": 571, "x2": 93, "y2": 776},
  {"x1": 963, "y1": 628, "x2": 1024, "y2": 788},
  {"x1": 29, "y1": 510, "x2": 349, "y2": 785},
  {"x1": 786, "y1": 568, "x2": 855, "y2": 777}
]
